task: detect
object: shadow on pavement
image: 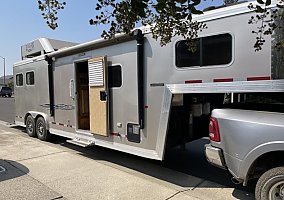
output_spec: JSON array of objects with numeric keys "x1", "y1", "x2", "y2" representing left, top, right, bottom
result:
[
  {"x1": 0, "y1": 159, "x2": 29, "y2": 182},
  {"x1": 53, "y1": 136, "x2": 255, "y2": 193},
  {"x1": 11, "y1": 126, "x2": 255, "y2": 199}
]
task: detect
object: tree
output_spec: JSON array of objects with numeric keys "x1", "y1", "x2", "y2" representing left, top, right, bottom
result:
[
  {"x1": 38, "y1": 0, "x2": 66, "y2": 30},
  {"x1": 7, "y1": 80, "x2": 13, "y2": 90},
  {"x1": 248, "y1": 0, "x2": 284, "y2": 51},
  {"x1": 38, "y1": 0, "x2": 283, "y2": 51}
]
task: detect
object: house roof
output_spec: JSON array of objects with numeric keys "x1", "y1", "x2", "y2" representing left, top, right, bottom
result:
[{"x1": 0, "y1": 75, "x2": 13, "y2": 80}]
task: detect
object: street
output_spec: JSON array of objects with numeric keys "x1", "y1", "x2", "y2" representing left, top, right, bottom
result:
[
  {"x1": 0, "y1": 97, "x2": 14, "y2": 124},
  {"x1": 0, "y1": 98, "x2": 255, "y2": 199}
]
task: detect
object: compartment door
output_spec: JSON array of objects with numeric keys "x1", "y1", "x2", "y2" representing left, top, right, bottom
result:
[{"x1": 88, "y1": 57, "x2": 108, "y2": 136}]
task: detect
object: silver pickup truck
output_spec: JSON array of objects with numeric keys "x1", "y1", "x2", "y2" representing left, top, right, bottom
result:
[{"x1": 205, "y1": 108, "x2": 284, "y2": 200}]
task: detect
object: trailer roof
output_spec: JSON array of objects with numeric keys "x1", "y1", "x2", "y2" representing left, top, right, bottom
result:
[
  {"x1": 46, "y1": 0, "x2": 279, "y2": 58},
  {"x1": 15, "y1": 0, "x2": 279, "y2": 64}
]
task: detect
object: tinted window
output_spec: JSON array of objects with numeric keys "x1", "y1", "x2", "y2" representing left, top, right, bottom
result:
[
  {"x1": 16, "y1": 74, "x2": 23, "y2": 86},
  {"x1": 108, "y1": 65, "x2": 122, "y2": 88},
  {"x1": 2, "y1": 87, "x2": 11, "y2": 91},
  {"x1": 176, "y1": 33, "x2": 232, "y2": 67},
  {"x1": 26, "y1": 72, "x2": 35, "y2": 85},
  {"x1": 176, "y1": 40, "x2": 200, "y2": 67}
]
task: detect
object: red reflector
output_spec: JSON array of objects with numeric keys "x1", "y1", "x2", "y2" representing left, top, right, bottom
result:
[
  {"x1": 213, "y1": 78, "x2": 233, "y2": 82},
  {"x1": 185, "y1": 80, "x2": 202, "y2": 84},
  {"x1": 209, "y1": 117, "x2": 220, "y2": 142},
  {"x1": 145, "y1": 105, "x2": 149, "y2": 109},
  {"x1": 247, "y1": 76, "x2": 271, "y2": 81},
  {"x1": 111, "y1": 132, "x2": 120, "y2": 136}
]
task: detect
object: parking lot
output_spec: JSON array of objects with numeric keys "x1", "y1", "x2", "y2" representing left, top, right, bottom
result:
[{"x1": 0, "y1": 97, "x2": 14, "y2": 124}]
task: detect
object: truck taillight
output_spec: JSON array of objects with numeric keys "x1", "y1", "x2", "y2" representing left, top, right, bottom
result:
[{"x1": 209, "y1": 117, "x2": 220, "y2": 142}]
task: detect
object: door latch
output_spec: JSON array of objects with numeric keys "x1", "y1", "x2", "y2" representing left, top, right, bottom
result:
[{"x1": 100, "y1": 91, "x2": 107, "y2": 101}]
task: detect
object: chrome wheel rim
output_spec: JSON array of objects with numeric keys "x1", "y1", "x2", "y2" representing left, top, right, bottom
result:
[
  {"x1": 37, "y1": 121, "x2": 44, "y2": 136},
  {"x1": 27, "y1": 119, "x2": 33, "y2": 134},
  {"x1": 269, "y1": 180, "x2": 284, "y2": 200}
]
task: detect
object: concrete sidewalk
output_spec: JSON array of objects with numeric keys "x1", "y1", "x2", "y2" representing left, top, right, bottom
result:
[{"x1": 0, "y1": 124, "x2": 254, "y2": 200}]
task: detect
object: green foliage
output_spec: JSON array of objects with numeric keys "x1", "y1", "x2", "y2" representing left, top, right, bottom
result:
[
  {"x1": 248, "y1": 0, "x2": 284, "y2": 51},
  {"x1": 38, "y1": 0, "x2": 206, "y2": 46},
  {"x1": 89, "y1": 0, "x2": 207, "y2": 46},
  {"x1": 37, "y1": 0, "x2": 283, "y2": 51},
  {"x1": 38, "y1": 0, "x2": 66, "y2": 30},
  {"x1": 224, "y1": 0, "x2": 238, "y2": 5},
  {"x1": 7, "y1": 80, "x2": 13, "y2": 90}
]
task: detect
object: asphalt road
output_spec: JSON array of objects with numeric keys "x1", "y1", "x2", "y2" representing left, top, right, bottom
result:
[
  {"x1": 0, "y1": 124, "x2": 254, "y2": 200},
  {"x1": 0, "y1": 98, "x2": 256, "y2": 195},
  {"x1": 0, "y1": 97, "x2": 15, "y2": 124}
]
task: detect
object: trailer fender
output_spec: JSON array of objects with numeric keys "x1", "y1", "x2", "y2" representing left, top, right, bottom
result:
[{"x1": 25, "y1": 112, "x2": 50, "y2": 130}]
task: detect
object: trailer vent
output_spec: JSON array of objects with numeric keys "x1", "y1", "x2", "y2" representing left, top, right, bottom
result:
[
  {"x1": 127, "y1": 123, "x2": 141, "y2": 143},
  {"x1": 21, "y1": 38, "x2": 77, "y2": 60},
  {"x1": 88, "y1": 59, "x2": 104, "y2": 86}
]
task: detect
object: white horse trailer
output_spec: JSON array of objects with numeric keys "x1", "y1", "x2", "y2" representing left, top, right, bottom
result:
[{"x1": 14, "y1": 1, "x2": 284, "y2": 160}]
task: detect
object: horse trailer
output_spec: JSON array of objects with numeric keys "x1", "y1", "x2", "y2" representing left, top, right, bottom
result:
[{"x1": 14, "y1": 1, "x2": 284, "y2": 160}]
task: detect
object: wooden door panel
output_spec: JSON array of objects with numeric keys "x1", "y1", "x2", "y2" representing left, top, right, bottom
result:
[{"x1": 88, "y1": 57, "x2": 108, "y2": 136}]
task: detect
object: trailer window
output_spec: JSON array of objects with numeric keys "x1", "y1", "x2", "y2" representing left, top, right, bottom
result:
[
  {"x1": 108, "y1": 65, "x2": 122, "y2": 88},
  {"x1": 26, "y1": 72, "x2": 35, "y2": 85},
  {"x1": 176, "y1": 33, "x2": 232, "y2": 67},
  {"x1": 16, "y1": 74, "x2": 23, "y2": 86}
]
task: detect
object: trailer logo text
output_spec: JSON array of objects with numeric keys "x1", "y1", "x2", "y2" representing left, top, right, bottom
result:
[{"x1": 26, "y1": 42, "x2": 34, "y2": 52}]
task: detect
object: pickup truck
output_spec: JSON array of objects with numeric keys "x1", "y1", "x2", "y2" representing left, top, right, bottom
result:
[
  {"x1": 205, "y1": 108, "x2": 284, "y2": 200},
  {"x1": 0, "y1": 86, "x2": 12, "y2": 97}
]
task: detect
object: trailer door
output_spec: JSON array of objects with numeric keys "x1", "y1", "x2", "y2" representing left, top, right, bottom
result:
[{"x1": 88, "y1": 57, "x2": 108, "y2": 136}]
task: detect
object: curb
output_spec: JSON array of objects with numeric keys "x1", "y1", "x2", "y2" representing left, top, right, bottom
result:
[{"x1": 0, "y1": 120, "x2": 15, "y2": 127}]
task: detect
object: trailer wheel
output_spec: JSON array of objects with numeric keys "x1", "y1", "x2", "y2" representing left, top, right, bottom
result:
[
  {"x1": 26, "y1": 115, "x2": 36, "y2": 137},
  {"x1": 36, "y1": 117, "x2": 50, "y2": 141},
  {"x1": 255, "y1": 167, "x2": 284, "y2": 200}
]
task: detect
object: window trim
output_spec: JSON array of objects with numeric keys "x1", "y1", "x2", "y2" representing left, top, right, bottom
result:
[
  {"x1": 15, "y1": 73, "x2": 24, "y2": 87},
  {"x1": 174, "y1": 32, "x2": 235, "y2": 70},
  {"x1": 26, "y1": 70, "x2": 35, "y2": 86}
]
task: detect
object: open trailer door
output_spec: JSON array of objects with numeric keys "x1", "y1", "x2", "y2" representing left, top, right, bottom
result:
[{"x1": 88, "y1": 56, "x2": 108, "y2": 136}]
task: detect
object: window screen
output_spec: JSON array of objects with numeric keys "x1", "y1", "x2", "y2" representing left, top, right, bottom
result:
[
  {"x1": 176, "y1": 33, "x2": 232, "y2": 67},
  {"x1": 26, "y1": 72, "x2": 35, "y2": 85},
  {"x1": 16, "y1": 74, "x2": 23, "y2": 86},
  {"x1": 108, "y1": 65, "x2": 122, "y2": 88}
]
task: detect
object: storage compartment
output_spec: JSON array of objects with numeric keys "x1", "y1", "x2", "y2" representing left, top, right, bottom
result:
[{"x1": 166, "y1": 93, "x2": 224, "y2": 149}]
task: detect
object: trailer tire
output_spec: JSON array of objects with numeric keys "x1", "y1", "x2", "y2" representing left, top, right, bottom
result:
[
  {"x1": 26, "y1": 115, "x2": 36, "y2": 137},
  {"x1": 255, "y1": 167, "x2": 284, "y2": 200},
  {"x1": 36, "y1": 117, "x2": 50, "y2": 141}
]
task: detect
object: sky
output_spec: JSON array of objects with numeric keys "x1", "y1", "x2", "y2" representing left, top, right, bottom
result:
[{"x1": 0, "y1": 0, "x2": 224, "y2": 77}]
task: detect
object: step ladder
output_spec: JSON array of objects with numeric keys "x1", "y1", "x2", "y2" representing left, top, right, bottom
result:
[{"x1": 67, "y1": 138, "x2": 95, "y2": 147}]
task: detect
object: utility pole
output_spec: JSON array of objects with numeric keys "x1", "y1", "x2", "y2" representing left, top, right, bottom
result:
[{"x1": 0, "y1": 56, "x2": 5, "y2": 85}]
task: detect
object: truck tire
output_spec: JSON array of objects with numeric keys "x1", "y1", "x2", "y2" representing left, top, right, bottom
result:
[
  {"x1": 36, "y1": 117, "x2": 50, "y2": 141},
  {"x1": 255, "y1": 167, "x2": 284, "y2": 200},
  {"x1": 26, "y1": 115, "x2": 36, "y2": 137}
]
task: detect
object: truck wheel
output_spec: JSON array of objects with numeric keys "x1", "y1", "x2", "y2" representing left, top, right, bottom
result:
[
  {"x1": 26, "y1": 115, "x2": 36, "y2": 137},
  {"x1": 255, "y1": 167, "x2": 284, "y2": 200},
  {"x1": 36, "y1": 117, "x2": 50, "y2": 141}
]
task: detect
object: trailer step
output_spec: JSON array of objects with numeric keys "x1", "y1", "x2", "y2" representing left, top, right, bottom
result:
[{"x1": 67, "y1": 139, "x2": 94, "y2": 147}]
